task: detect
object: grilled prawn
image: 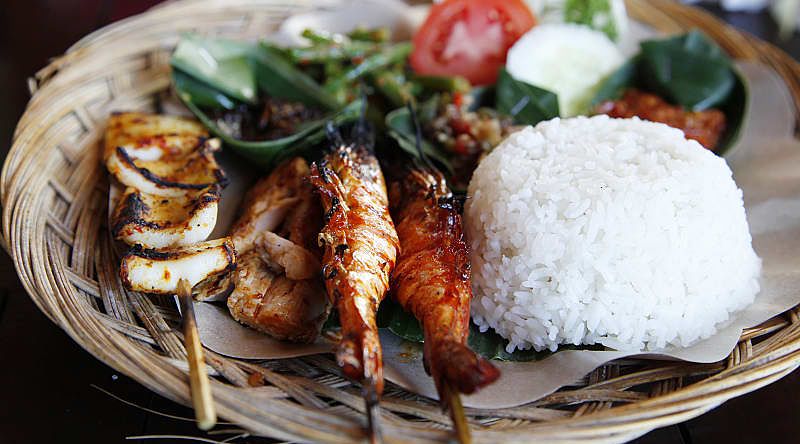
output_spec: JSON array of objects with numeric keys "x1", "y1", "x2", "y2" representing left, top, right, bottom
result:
[
  {"x1": 390, "y1": 167, "x2": 500, "y2": 399},
  {"x1": 309, "y1": 136, "x2": 399, "y2": 396}
]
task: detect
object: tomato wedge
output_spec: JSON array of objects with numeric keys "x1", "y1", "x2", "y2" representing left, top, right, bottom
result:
[{"x1": 410, "y1": 0, "x2": 536, "y2": 86}]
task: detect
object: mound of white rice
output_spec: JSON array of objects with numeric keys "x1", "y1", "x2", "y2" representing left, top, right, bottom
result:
[{"x1": 465, "y1": 116, "x2": 761, "y2": 352}]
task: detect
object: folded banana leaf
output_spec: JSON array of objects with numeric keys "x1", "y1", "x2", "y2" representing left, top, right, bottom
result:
[
  {"x1": 375, "y1": 298, "x2": 601, "y2": 361},
  {"x1": 591, "y1": 31, "x2": 747, "y2": 154},
  {"x1": 495, "y1": 68, "x2": 560, "y2": 125},
  {"x1": 171, "y1": 35, "x2": 359, "y2": 168}
]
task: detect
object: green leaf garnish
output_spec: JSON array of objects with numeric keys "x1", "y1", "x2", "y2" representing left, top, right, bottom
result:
[
  {"x1": 495, "y1": 68, "x2": 560, "y2": 125},
  {"x1": 639, "y1": 30, "x2": 735, "y2": 111}
]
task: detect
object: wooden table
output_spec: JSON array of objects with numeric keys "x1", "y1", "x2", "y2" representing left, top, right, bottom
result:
[{"x1": 0, "y1": 2, "x2": 798, "y2": 443}]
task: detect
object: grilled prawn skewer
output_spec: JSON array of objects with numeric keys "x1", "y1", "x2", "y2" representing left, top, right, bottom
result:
[
  {"x1": 310, "y1": 129, "x2": 399, "y2": 439},
  {"x1": 390, "y1": 167, "x2": 500, "y2": 442}
]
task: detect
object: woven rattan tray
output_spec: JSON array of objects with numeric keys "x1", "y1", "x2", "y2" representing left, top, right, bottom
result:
[{"x1": 3, "y1": 1, "x2": 799, "y2": 442}]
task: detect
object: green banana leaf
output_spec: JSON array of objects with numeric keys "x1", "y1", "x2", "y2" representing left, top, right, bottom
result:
[
  {"x1": 175, "y1": 73, "x2": 363, "y2": 168},
  {"x1": 255, "y1": 43, "x2": 340, "y2": 110},
  {"x1": 496, "y1": 68, "x2": 560, "y2": 125},
  {"x1": 375, "y1": 298, "x2": 601, "y2": 361},
  {"x1": 171, "y1": 35, "x2": 259, "y2": 104},
  {"x1": 640, "y1": 31, "x2": 735, "y2": 111},
  {"x1": 590, "y1": 31, "x2": 747, "y2": 155},
  {"x1": 171, "y1": 35, "x2": 364, "y2": 168}
]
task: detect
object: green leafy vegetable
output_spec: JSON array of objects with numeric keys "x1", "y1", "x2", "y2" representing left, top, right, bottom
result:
[
  {"x1": 495, "y1": 68, "x2": 560, "y2": 125},
  {"x1": 639, "y1": 30, "x2": 735, "y2": 111},
  {"x1": 564, "y1": 0, "x2": 621, "y2": 40},
  {"x1": 411, "y1": 74, "x2": 471, "y2": 95},
  {"x1": 384, "y1": 97, "x2": 454, "y2": 174},
  {"x1": 323, "y1": 42, "x2": 413, "y2": 99},
  {"x1": 254, "y1": 43, "x2": 340, "y2": 110}
]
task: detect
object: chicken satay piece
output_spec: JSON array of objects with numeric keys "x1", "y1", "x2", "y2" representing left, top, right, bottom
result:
[
  {"x1": 120, "y1": 237, "x2": 236, "y2": 294},
  {"x1": 105, "y1": 112, "x2": 227, "y2": 197},
  {"x1": 309, "y1": 141, "x2": 400, "y2": 396},
  {"x1": 225, "y1": 158, "x2": 330, "y2": 343},
  {"x1": 111, "y1": 185, "x2": 220, "y2": 249},
  {"x1": 390, "y1": 167, "x2": 500, "y2": 399}
]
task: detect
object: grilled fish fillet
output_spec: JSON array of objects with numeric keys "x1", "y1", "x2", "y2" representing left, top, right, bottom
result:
[
  {"x1": 105, "y1": 112, "x2": 227, "y2": 197},
  {"x1": 309, "y1": 142, "x2": 399, "y2": 395},
  {"x1": 120, "y1": 237, "x2": 236, "y2": 294},
  {"x1": 390, "y1": 168, "x2": 500, "y2": 398},
  {"x1": 227, "y1": 251, "x2": 327, "y2": 343},
  {"x1": 226, "y1": 158, "x2": 330, "y2": 343},
  {"x1": 111, "y1": 185, "x2": 220, "y2": 249},
  {"x1": 230, "y1": 157, "x2": 310, "y2": 253}
]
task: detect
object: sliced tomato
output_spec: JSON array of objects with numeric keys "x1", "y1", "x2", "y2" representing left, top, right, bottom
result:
[{"x1": 410, "y1": 0, "x2": 536, "y2": 86}]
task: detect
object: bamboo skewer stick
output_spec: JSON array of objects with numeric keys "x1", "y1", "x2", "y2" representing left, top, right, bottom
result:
[
  {"x1": 364, "y1": 384, "x2": 382, "y2": 444},
  {"x1": 443, "y1": 381, "x2": 471, "y2": 444},
  {"x1": 177, "y1": 278, "x2": 217, "y2": 431}
]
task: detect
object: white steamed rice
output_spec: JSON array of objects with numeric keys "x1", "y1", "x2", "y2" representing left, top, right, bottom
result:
[{"x1": 465, "y1": 115, "x2": 761, "y2": 352}]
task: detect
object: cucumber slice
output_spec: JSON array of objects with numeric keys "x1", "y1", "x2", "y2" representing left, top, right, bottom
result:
[{"x1": 505, "y1": 23, "x2": 625, "y2": 117}]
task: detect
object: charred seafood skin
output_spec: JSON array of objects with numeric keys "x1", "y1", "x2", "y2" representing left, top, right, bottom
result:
[
  {"x1": 111, "y1": 185, "x2": 220, "y2": 249},
  {"x1": 225, "y1": 158, "x2": 329, "y2": 343},
  {"x1": 310, "y1": 143, "x2": 400, "y2": 395},
  {"x1": 120, "y1": 237, "x2": 237, "y2": 294},
  {"x1": 390, "y1": 168, "x2": 500, "y2": 396},
  {"x1": 105, "y1": 112, "x2": 228, "y2": 197}
]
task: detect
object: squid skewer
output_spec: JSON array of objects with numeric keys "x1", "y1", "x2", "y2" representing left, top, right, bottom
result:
[
  {"x1": 390, "y1": 167, "x2": 500, "y2": 443},
  {"x1": 106, "y1": 112, "x2": 233, "y2": 430},
  {"x1": 310, "y1": 123, "x2": 399, "y2": 443}
]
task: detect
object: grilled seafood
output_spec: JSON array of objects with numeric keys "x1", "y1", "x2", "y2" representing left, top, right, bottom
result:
[
  {"x1": 226, "y1": 158, "x2": 329, "y2": 343},
  {"x1": 227, "y1": 251, "x2": 326, "y2": 342},
  {"x1": 111, "y1": 185, "x2": 220, "y2": 249},
  {"x1": 120, "y1": 237, "x2": 236, "y2": 294},
  {"x1": 390, "y1": 167, "x2": 500, "y2": 398},
  {"x1": 309, "y1": 134, "x2": 399, "y2": 395},
  {"x1": 107, "y1": 112, "x2": 236, "y2": 297},
  {"x1": 105, "y1": 112, "x2": 227, "y2": 197}
]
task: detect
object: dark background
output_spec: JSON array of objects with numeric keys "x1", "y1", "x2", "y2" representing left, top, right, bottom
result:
[{"x1": 0, "y1": 1, "x2": 798, "y2": 443}]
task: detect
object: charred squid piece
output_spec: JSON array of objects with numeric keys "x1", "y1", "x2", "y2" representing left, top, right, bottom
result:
[
  {"x1": 105, "y1": 112, "x2": 227, "y2": 197},
  {"x1": 111, "y1": 185, "x2": 220, "y2": 249},
  {"x1": 309, "y1": 120, "x2": 400, "y2": 441},
  {"x1": 120, "y1": 237, "x2": 236, "y2": 295},
  {"x1": 103, "y1": 112, "x2": 209, "y2": 162},
  {"x1": 225, "y1": 157, "x2": 331, "y2": 344}
]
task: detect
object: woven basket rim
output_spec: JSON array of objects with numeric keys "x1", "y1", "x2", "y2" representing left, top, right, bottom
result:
[{"x1": 2, "y1": 1, "x2": 800, "y2": 443}]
